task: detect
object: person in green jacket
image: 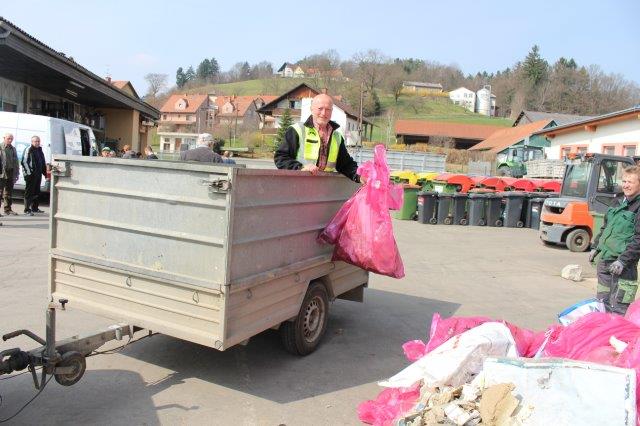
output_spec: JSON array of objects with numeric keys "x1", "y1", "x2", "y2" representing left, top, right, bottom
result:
[{"x1": 590, "y1": 165, "x2": 640, "y2": 314}]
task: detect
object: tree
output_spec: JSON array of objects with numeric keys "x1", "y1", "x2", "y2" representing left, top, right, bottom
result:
[
  {"x1": 353, "y1": 49, "x2": 388, "y2": 93},
  {"x1": 274, "y1": 108, "x2": 293, "y2": 150},
  {"x1": 144, "y1": 73, "x2": 168, "y2": 98},
  {"x1": 176, "y1": 67, "x2": 187, "y2": 88},
  {"x1": 185, "y1": 66, "x2": 196, "y2": 82},
  {"x1": 197, "y1": 59, "x2": 212, "y2": 81},
  {"x1": 384, "y1": 63, "x2": 409, "y2": 103},
  {"x1": 210, "y1": 57, "x2": 220, "y2": 77},
  {"x1": 522, "y1": 45, "x2": 549, "y2": 87}
]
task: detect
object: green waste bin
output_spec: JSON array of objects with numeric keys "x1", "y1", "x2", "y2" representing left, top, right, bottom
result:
[
  {"x1": 590, "y1": 211, "x2": 604, "y2": 237},
  {"x1": 392, "y1": 184, "x2": 420, "y2": 220}
]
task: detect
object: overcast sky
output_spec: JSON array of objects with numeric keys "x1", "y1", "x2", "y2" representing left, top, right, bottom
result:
[{"x1": 3, "y1": 0, "x2": 639, "y2": 95}]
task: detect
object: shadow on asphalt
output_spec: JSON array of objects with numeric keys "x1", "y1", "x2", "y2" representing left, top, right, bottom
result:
[
  {"x1": 117, "y1": 288, "x2": 459, "y2": 404},
  {"x1": 0, "y1": 223, "x2": 49, "y2": 229}
]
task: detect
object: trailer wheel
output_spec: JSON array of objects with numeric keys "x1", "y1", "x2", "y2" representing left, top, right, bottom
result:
[
  {"x1": 566, "y1": 229, "x2": 590, "y2": 252},
  {"x1": 281, "y1": 282, "x2": 329, "y2": 356},
  {"x1": 54, "y1": 351, "x2": 86, "y2": 386}
]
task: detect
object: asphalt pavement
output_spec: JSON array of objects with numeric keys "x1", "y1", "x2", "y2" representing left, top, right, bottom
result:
[{"x1": 0, "y1": 199, "x2": 593, "y2": 425}]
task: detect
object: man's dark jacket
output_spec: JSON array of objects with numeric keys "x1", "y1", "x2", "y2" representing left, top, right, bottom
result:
[
  {"x1": 180, "y1": 146, "x2": 223, "y2": 163},
  {"x1": 21, "y1": 145, "x2": 46, "y2": 177},
  {"x1": 274, "y1": 116, "x2": 360, "y2": 182}
]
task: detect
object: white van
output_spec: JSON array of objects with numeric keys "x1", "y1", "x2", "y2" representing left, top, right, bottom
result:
[{"x1": 0, "y1": 112, "x2": 98, "y2": 192}]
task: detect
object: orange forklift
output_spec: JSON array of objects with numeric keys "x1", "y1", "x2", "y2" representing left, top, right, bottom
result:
[{"x1": 540, "y1": 153, "x2": 635, "y2": 252}]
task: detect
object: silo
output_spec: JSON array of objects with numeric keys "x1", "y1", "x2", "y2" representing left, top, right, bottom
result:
[{"x1": 475, "y1": 85, "x2": 492, "y2": 116}]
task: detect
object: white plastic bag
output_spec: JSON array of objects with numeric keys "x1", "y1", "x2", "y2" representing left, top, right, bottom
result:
[
  {"x1": 379, "y1": 322, "x2": 517, "y2": 389},
  {"x1": 557, "y1": 298, "x2": 606, "y2": 326}
]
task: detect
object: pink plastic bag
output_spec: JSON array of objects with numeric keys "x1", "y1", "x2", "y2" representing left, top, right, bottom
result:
[
  {"x1": 318, "y1": 145, "x2": 405, "y2": 278},
  {"x1": 357, "y1": 383, "x2": 421, "y2": 426}
]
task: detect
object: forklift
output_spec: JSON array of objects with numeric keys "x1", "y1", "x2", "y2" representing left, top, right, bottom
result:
[{"x1": 539, "y1": 153, "x2": 635, "y2": 252}]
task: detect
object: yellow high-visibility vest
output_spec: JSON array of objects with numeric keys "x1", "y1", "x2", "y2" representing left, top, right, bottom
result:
[{"x1": 292, "y1": 123, "x2": 340, "y2": 172}]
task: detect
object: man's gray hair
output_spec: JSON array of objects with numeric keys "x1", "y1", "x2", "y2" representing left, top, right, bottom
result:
[
  {"x1": 197, "y1": 133, "x2": 213, "y2": 146},
  {"x1": 3, "y1": 133, "x2": 13, "y2": 139}
]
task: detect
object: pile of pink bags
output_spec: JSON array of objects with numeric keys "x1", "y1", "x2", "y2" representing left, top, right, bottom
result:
[
  {"x1": 319, "y1": 144, "x2": 405, "y2": 278},
  {"x1": 358, "y1": 300, "x2": 640, "y2": 425}
]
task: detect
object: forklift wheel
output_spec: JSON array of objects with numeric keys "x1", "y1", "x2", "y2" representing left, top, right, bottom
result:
[
  {"x1": 54, "y1": 351, "x2": 86, "y2": 386},
  {"x1": 566, "y1": 228, "x2": 590, "y2": 252}
]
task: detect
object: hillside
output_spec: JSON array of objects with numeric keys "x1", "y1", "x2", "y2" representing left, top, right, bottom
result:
[{"x1": 170, "y1": 78, "x2": 513, "y2": 143}]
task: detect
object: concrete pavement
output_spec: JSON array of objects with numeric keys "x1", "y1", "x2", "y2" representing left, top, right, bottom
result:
[{"x1": 0, "y1": 200, "x2": 593, "y2": 425}]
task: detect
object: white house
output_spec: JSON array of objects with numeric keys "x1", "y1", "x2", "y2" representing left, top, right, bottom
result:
[
  {"x1": 300, "y1": 97, "x2": 362, "y2": 146},
  {"x1": 449, "y1": 87, "x2": 476, "y2": 112},
  {"x1": 533, "y1": 106, "x2": 640, "y2": 159}
]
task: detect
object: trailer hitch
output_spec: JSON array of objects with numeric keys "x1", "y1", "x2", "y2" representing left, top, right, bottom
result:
[{"x1": 0, "y1": 298, "x2": 133, "y2": 389}]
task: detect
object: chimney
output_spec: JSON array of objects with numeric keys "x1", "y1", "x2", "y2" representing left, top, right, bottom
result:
[{"x1": 106, "y1": 76, "x2": 112, "y2": 83}]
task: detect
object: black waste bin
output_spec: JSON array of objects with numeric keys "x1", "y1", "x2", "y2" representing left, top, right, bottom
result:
[
  {"x1": 485, "y1": 193, "x2": 503, "y2": 227},
  {"x1": 525, "y1": 197, "x2": 546, "y2": 229},
  {"x1": 467, "y1": 193, "x2": 487, "y2": 226},
  {"x1": 437, "y1": 193, "x2": 454, "y2": 225},
  {"x1": 417, "y1": 191, "x2": 438, "y2": 224},
  {"x1": 502, "y1": 192, "x2": 527, "y2": 228},
  {"x1": 452, "y1": 193, "x2": 468, "y2": 225}
]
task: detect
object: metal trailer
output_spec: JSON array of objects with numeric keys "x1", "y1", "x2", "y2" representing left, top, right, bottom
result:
[{"x1": 1, "y1": 156, "x2": 368, "y2": 390}]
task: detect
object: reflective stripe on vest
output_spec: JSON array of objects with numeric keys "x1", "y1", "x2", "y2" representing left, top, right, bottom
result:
[{"x1": 292, "y1": 122, "x2": 340, "y2": 172}]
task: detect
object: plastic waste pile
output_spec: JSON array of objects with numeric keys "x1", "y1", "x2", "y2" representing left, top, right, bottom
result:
[{"x1": 358, "y1": 299, "x2": 640, "y2": 425}]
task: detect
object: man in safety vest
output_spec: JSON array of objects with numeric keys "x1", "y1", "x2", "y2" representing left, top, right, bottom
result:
[
  {"x1": 274, "y1": 94, "x2": 365, "y2": 184},
  {"x1": 590, "y1": 166, "x2": 640, "y2": 314}
]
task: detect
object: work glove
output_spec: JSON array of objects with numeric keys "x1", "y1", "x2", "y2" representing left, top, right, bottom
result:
[
  {"x1": 608, "y1": 260, "x2": 625, "y2": 276},
  {"x1": 588, "y1": 249, "x2": 599, "y2": 263}
]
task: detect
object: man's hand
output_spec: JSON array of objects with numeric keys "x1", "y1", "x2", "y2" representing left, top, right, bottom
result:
[
  {"x1": 608, "y1": 260, "x2": 625, "y2": 275},
  {"x1": 588, "y1": 249, "x2": 599, "y2": 263},
  {"x1": 359, "y1": 175, "x2": 367, "y2": 185},
  {"x1": 301, "y1": 164, "x2": 319, "y2": 175}
]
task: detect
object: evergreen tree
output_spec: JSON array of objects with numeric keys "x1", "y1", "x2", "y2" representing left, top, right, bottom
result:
[
  {"x1": 274, "y1": 108, "x2": 293, "y2": 150},
  {"x1": 522, "y1": 45, "x2": 549, "y2": 86},
  {"x1": 185, "y1": 65, "x2": 196, "y2": 82},
  {"x1": 197, "y1": 59, "x2": 211, "y2": 80},
  {"x1": 176, "y1": 67, "x2": 187, "y2": 88},
  {"x1": 210, "y1": 58, "x2": 220, "y2": 77}
]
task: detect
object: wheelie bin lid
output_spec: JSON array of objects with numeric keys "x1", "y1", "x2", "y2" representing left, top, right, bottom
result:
[
  {"x1": 418, "y1": 190, "x2": 438, "y2": 196},
  {"x1": 417, "y1": 172, "x2": 439, "y2": 181},
  {"x1": 468, "y1": 192, "x2": 488, "y2": 198},
  {"x1": 479, "y1": 177, "x2": 508, "y2": 191},
  {"x1": 500, "y1": 191, "x2": 527, "y2": 198},
  {"x1": 512, "y1": 178, "x2": 540, "y2": 192}
]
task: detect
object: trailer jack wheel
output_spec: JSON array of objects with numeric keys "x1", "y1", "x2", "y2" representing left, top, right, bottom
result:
[{"x1": 54, "y1": 351, "x2": 86, "y2": 386}]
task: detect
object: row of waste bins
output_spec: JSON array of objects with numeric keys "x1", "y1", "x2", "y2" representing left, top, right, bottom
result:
[{"x1": 393, "y1": 190, "x2": 558, "y2": 229}]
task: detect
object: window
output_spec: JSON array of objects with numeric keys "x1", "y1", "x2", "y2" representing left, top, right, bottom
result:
[
  {"x1": 577, "y1": 146, "x2": 588, "y2": 155},
  {"x1": 624, "y1": 145, "x2": 637, "y2": 157},
  {"x1": 597, "y1": 159, "x2": 626, "y2": 194},
  {"x1": 561, "y1": 147, "x2": 571, "y2": 159},
  {"x1": 289, "y1": 100, "x2": 296, "y2": 109},
  {"x1": 602, "y1": 146, "x2": 615, "y2": 155},
  {"x1": 164, "y1": 138, "x2": 170, "y2": 142},
  {"x1": 162, "y1": 114, "x2": 167, "y2": 120},
  {"x1": 2, "y1": 102, "x2": 17, "y2": 112},
  {"x1": 163, "y1": 143, "x2": 171, "y2": 151}
]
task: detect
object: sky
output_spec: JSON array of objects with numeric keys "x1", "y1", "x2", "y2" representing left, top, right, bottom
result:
[{"x1": 2, "y1": 0, "x2": 639, "y2": 96}]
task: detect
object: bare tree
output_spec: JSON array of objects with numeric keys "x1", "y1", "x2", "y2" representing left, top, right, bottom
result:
[
  {"x1": 144, "y1": 73, "x2": 168, "y2": 98},
  {"x1": 353, "y1": 49, "x2": 389, "y2": 93},
  {"x1": 384, "y1": 63, "x2": 408, "y2": 103}
]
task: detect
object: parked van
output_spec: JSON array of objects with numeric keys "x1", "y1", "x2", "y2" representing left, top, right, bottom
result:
[{"x1": 0, "y1": 112, "x2": 97, "y2": 192}]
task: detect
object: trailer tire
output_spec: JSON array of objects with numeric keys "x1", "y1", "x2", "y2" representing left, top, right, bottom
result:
[
  {"x1": 281, "y1": 282, "x2": 329, "y2": 356},
  {"x1": 566, "y1": 228, "x2": 590, "y2": 252},
  {"x1": 54, "y1": 351, "x2": 86, "y2": 386}
]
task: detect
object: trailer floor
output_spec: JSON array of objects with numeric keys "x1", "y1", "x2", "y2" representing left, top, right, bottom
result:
[{"x1": 0, "y1": 200, "x2": 593, "y2": 425}]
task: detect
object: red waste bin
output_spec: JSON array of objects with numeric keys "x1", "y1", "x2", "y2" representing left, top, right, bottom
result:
[
  {"x1": 479, "y1": 177, "x2": 509, "y2": 192},
  {"x1": 512, "y1": 178, "x2": 540, "y2": 192},
  {"x1": 541, "y1": 180, "x2": 561, "y2": 192}
]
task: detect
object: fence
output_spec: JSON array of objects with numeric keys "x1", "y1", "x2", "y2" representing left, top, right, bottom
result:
[{"x1": 349, "y1": 148, "x2": 446, "y2": 173}]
